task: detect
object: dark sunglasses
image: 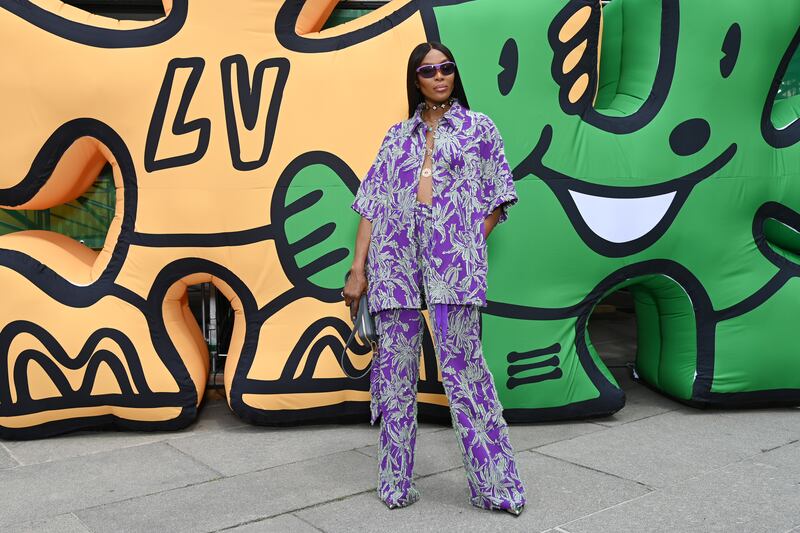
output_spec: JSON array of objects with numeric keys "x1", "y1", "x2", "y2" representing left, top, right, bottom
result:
[{"x1": 416, "y1": 61, "x2": 456, "y2": 79}]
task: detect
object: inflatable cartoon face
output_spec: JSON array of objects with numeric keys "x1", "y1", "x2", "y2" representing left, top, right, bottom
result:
[
  {"x1": 0, "y1": 0, "x2": 798, "y2": 437},
  {"x1": 432, "y1": 0, "x2": 800, "y2": 418}
]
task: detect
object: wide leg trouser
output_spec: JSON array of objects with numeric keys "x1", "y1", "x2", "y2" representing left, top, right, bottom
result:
[{"x1": 370, "y1": 303, "x2": 527, "y2": 511}]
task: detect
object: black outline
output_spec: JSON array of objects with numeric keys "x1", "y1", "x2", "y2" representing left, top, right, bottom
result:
[
  {"x1": 1, "y1": 321, "x2": 153, "y2": 404},
  {"x1": 487, "y1": 261, "x2": 705, "y2": 420},
  {"x1": 0, "y1": 0, "x2": 187, "y2": 49},
  {"x1": 221, "y1": 55, "x2": 290, "y2": 172},
  {"x1": 669, "y1": 118, "x2": 711, "y2": 157},
  {"x1": 497, "y1": 37, "x2": 518, "y2": 97},
  {"x1": 0, "y1": 118, "x2": 208, "y2": 438},
  {"x1": 144, "y1": 57, "x2": 211, "y2": 173},
  {"x1": 720, "y1": 23, "x2": 741, "y2": 79},
  {"x1": 548, "y1": 0, "x2": 679, "y2": 134},
  {"x1": 513, "y1": 125, "x2": 737, "y2": 257},
  {"x1": 271, "y1": 151, "x2": 362, "y2": 305},
  {"x1": 761, "y1": 22, "x2": 800, "y2": 148},
  {"x1": 275, "y1": 0, "x2": 419, "y2": 53},
  {"x1": 276, "y1": 0, "x2": 474, "y2": 53}
]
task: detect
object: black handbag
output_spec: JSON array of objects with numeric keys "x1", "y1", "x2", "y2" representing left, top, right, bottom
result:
[{"x1": 339, "y1": 270, "x2": 378, "y2": 379}]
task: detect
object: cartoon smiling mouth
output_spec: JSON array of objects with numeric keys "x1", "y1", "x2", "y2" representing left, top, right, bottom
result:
[{"x1": 513, "y1": 125, "x2": 738, "y2": 258}]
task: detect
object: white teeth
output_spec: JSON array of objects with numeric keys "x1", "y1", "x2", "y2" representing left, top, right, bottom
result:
[{"x1": 568, "y1": 190, "x2": 677, "y2": 243}]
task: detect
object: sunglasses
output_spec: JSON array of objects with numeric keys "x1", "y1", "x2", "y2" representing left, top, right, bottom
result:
[{"x1": 416, "y1": 61, "x2": 456, "y2": 79}]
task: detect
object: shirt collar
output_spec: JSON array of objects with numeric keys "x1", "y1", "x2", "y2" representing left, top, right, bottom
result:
[{"x1": 410, "y1": 97, "x2": 464, "y2": 134}]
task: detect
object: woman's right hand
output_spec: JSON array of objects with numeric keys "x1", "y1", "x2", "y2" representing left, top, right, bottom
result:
[{"x1": 343, "y1": 267, "x2": 368, "y2": 320}]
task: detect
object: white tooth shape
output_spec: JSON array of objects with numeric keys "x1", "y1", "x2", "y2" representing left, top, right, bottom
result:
[{"x1": 568, "y1": 190, "x2": 677, "y2": 243}]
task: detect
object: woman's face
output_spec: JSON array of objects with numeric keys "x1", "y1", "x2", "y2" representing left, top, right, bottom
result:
[{"x1": 416, "y1": 48, "x2": 455, "y2": 104}]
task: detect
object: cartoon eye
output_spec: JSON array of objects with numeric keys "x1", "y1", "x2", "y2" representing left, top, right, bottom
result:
[
  {"x1": 498, "y1": 38, "x2": 519, "y2": 96},
  {"x1": 670, "y1": 118, "x2": 711, "y2": 156},
  {"x1": 720, "y1": 23, "x2": 741, "y2": 79}
]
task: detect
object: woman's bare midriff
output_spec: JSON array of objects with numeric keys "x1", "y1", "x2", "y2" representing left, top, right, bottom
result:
[{"x1": 416, "y1": 128, "x2": 435, "y2": 205}]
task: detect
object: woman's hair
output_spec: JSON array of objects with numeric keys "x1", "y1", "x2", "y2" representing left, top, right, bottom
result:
[{"x1": 406, "y1": 41, "x2": 471, "y2": 118}]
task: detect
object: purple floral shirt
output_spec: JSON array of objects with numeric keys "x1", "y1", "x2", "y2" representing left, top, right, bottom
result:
[{"x1": 351, "y1": 99, "x2": 518, "y2": 315}]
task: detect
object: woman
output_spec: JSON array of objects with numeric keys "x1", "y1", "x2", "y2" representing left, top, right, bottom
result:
[{"x1": 343, "y1": 41, "x2": 526, "y2": 515}]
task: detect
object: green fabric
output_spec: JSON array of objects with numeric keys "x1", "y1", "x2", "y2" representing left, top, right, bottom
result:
[{"x1": 430, "y1": 0, "x2": 800, "y2": 413}]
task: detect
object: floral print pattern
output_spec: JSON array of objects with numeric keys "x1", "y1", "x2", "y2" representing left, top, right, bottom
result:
[
  {"x1": 351, "y1": 99, "x2": 518, "y2": 315},
  {"x1": 372, "y1": 304, "x2": 526, "y2": 512},
  {"x1": 369, "y1": 200, "x2": 526, "y2": 512}
]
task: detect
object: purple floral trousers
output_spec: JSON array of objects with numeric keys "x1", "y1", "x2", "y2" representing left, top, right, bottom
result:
[{"x1": 368, "y1": 201, "x2": 526, "y2": 512}]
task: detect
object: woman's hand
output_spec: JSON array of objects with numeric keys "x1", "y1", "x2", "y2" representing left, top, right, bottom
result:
[
  {"x1": 344, "y1": 217, "x2": 372, "y2": 320},
  {"x1": 343, "y1": 267, "x2": 368, "y2": 320},
  {"x1": 484, "y1": 206, "x2": 503, "y2": 239}
]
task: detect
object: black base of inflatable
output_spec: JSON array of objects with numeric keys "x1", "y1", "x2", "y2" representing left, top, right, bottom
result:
[
  {"x1": 4, "y1": 384, "x2": 799, "y2": 440},
  {"x1": 0, "y1": 405, "x2": 198, "y2": 441}
]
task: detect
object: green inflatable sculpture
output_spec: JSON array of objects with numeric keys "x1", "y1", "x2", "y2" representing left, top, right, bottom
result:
[{"x1": 429, "y1": 0, "x2": 800, "y2": 419}]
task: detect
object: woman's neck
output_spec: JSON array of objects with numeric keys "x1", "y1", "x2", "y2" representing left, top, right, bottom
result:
[{"x1": 421, "y1": 98, "x2": 453, "y2": 124}]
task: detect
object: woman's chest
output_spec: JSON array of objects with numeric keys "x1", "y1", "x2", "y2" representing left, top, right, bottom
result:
[{"x1": 388, "y1": 129, "x2": 483, "y2": 191}]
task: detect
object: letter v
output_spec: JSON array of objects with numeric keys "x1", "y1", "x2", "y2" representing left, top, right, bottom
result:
[{"x1": 221, "y1": 55, "x2": 290, "y2": 171}]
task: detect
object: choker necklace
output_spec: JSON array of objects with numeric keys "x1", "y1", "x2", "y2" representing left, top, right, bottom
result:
[{"x1": 423, "y1": 97, "x2": 455, "y2": 111}]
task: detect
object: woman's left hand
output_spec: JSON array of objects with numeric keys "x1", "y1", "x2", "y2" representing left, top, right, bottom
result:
[
  {"x1": 484, "y1": 207, "x2": 502, "y2": 239},
  {"x1": 343, "y1": 268, "x2": 368, "y2": 320}
]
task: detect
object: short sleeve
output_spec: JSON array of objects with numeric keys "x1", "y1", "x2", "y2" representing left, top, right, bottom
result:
[
  {"x1": 351, "y1": 126, "x2": 394, "y2": 222},
  {"x1": 479, "y1": 118, "x2": 518, "y2": 225}
]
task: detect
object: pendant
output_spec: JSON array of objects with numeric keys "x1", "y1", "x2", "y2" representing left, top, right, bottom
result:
[{"x1": 422, "y1": 167, "x2": 432, "y2": 178}]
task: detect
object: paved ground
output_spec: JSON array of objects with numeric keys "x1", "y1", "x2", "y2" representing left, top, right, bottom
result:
[{"x1": 1, "y1": 310, "x2": 798, "y2": 532}]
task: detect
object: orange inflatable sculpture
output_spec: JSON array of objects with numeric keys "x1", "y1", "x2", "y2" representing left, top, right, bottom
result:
[{"x1": 0, "y1": 0, "x2": 446, "y2": 437}]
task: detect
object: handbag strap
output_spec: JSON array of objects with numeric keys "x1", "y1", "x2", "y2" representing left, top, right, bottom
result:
[
  {"x1": 339, "y1": 325, "x2": 374, "y2": 380},
  {"x1": 340, "y1": 270, "x2": 377, "y2": 379}
]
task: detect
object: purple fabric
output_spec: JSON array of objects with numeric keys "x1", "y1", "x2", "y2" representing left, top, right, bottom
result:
[
  {"x1": 351, "y1": 99, "x2": 519, "y2": 315},
  {"x1": 367, "y1": 199, "x2": 526, "y2": 511},
  {"x1": 372, "y1": 304, "x2": 526, "y2": 511}
]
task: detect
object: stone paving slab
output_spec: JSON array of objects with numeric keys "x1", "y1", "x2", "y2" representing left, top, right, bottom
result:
[
  {"x1": 0, "y1": 442, "x2": 19, "y2": 469},
  {"x1": 168, "y1": 423, "x2": 381, "y2": 477},
  {"x1": 354, "y1": 427, "x2": 462, "y2": 477},
  {"x1": 0, "y1": 442, "x2": 220, "y2": 528},
  {"x1": 3, "y1": 396, "x2": 246, "y2": 467},
  {"x1": 507, "y1": 420, "x2": 607, "y2": 450},
  {"x1": 295, "y1": 449, "x2": 651, "y2": 533},
  {"x1": 715, "y1": 407, "x2": 800, "y2": 435},
  {"x1": 7, "y1": 513, "x2": 90, "y2": 533},
  {"x1": 223, "y1": 514, "x2": 321, "y2": 532},
  {"x1": 586, "y1": 313, "x2": 636, "y2": 346},
  {"x1": 590, "y1": 341, "x2": 636, "y2": 365},
  {"x1": 589, "y1": 368, "x2": 681, "y2": 427},
  {"x1": 559, "y1": 442, "x2": 800, "y2": 533},
  {"x1": 536, "y1": 409, "x2": 800, "y2": 488},
  {"x1": 355, "y1": 421, "x2": 605, "y2": 478},
  {"x1": 74, "y1": 450, "x2": 375, "y2": 533}
]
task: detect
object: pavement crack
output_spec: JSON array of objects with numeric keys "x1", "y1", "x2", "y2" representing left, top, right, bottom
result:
[
  {"x1": 293, "y1": 512, "x2": 328, "y2": 532},
  {"x1": 587, "y1": 407, "x2": 680, "y2": 429},
  {"x1": 352, "y1": 447, "x2": 374, "y2": 458},
  {"x1": 530, "y1": 449, "x2": 656, "y2": 491},
  {"x1": 0, "y1": 441, "x2": 22, "y2": 468},
  {"x1": 164, "y1": 440, "x2": 226, "y2": 478},
  {"x1": 71, "y1": 512, "x2": 93, "y2": 533},
  {"x1": 514, "y1": 426, "x2": 610, "y2": 453},
  {"x1": 761, "y1": 439, "x2": 799, "y2": 454},
  {"x1": 555, "y1": 490, "x2": 655, "y2": 531}
]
